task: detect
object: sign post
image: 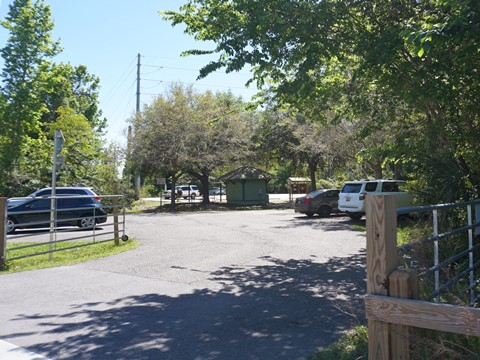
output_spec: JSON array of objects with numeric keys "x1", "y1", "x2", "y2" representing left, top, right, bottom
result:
[
  {"x1": 157, "y1": 178, "x2": 166, "y2": 206},
  {"x1": 49, "y1": 130, "x2": 65, "y2": 257}
]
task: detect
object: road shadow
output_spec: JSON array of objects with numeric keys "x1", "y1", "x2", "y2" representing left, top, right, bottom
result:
[
  {"x1": 277, "y1": 214, "x2": 366, "y2": 232},
  {"x1": 7, "y1": 253, "x2": 367, "y2": 360}
]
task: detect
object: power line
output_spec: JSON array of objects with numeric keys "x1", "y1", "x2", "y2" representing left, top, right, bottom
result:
[
  {"x1": 102, "y1": 55, "x2": 137, "y2": 108},
  {"x1": 104, "y1": 55, "x2": 256, "y2": 127},
  {"x1": 108, "y1": 77, "x2": 137, "y2": 124},
  {"x1": 141, "y1": 78, "x2": 253, "y2": 91},
  {"x1": 141, "y1": 63, "x2": 252, "y2": 77}
]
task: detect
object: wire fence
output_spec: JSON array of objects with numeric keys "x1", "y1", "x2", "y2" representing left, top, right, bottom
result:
[
  {"x1": 397, "y1": 199, "x2": 480, "y2": 305},
  {"x1": 0, "y1": 195, "x2": 128, "y2": 268}
]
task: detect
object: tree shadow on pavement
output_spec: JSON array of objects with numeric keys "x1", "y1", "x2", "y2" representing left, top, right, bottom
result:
[
  {"x1": 279, "y1": 214, "x2": 366, "y2": 232},
  {"x1": 9, "y1": 253, "x2": 367, "y2": 360}
]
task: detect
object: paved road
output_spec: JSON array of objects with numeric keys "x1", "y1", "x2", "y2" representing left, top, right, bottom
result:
[{"x1": 0, "y1": 209, "x2": 366, "y2": 360}]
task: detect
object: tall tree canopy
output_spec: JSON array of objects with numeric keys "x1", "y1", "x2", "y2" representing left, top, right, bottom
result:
[
  {"x1": 163, "y1": 0, "x2": 480, "y2": 202},
  {"x1": 130, "y1": 83, "x2": 253, "y2": 205},
  {"x1": 0, "y1": 0, "x2": 60, "y2": 176},
  {"x1": 0, "y1": 0, "x2": 107, "y2": 196}
]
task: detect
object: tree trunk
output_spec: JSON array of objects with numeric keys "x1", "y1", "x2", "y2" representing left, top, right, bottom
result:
[
  {"x1": 309, "y1": 160, "x2": 317, "y2": 191},
  {"x1": 199, "y1": 173, "x2": 210, "y2": 204},
  {"x1": 374, "y1": 159, "x2": 383, "y2": 179},
  {"x1": 170, "y1": 173, "x2": 177, "y2": 211}
]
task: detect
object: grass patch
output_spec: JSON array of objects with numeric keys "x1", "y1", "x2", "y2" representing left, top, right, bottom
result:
[
  {"x1": 2, "y1": 239, "x2": 139, "y2": 274},
  {"x1": 397, "y1": 218, "x2": 432, "y2": 247},
  {"x1": 127, "y1": 199, "x2": 162, "y2": 213},
  {"x1": 306, "y1": 325, "x2": 368, "y2": 360},
  {"x1": 351, "y1": 224, "x2": 366, "y2": 232}
]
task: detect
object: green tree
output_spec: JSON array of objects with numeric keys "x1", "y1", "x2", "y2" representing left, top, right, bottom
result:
[
  {"x1": 40, "y1": 63, "x2": 106, "y2": 132},
  {"x1": 93, "y1": 142, "x2": 125, "y2": 196},
  {"x1": 183, "y1": 90, "x2": 253, "y2": 203},
  {"x1": 130, "y1": 83, "x2": 253, "y2": 206},
  {"x1": 0, "y1": 0, "x2": 109, "y2": 197},
  {"x1": 130, "y1": 83, "x2": 196, "y2": 209},
  {"x1": 164, "y1": 0, "x2": 480, "y2": 202},
  {"x1": 0, "y1": 0, "x2": 60, "y2": 188},
  {"x1": 50, "y1": 106, "x2": 102, "y2": 186}
]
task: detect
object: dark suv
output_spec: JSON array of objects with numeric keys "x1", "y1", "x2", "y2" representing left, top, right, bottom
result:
[
  {"x1": 6, "y1": 195, "x2": 107, "y2": 234},
  {"x1": 8, "y1": 187, "x2": 100, "y2": 207},
  {"x1": 27, "y1": 187, "x2": 99, "y2": 199}
]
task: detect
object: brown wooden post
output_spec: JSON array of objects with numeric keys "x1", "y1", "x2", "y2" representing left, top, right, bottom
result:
[
  {"x1": 0, "y1": 198, "x2": 6, "y2": 270},
  {"x1": 389, "y1": 270, "x2": 419, "y2": 359},
  {"x1": 366, "y1": 195, "x2": 398, "y2": 360}
]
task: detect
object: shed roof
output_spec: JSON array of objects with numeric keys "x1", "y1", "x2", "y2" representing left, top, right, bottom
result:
[
  {"x1": 219, "y1": 166, "x2": 274, "y2": 181},
  {"x1": 287, "y1": 177, "x2": 310, "y2": 183}
]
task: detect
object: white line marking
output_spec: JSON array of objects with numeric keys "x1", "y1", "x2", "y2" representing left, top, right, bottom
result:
[{"x1": 0, "y1": 340, "x2": 51, "y2": 360}]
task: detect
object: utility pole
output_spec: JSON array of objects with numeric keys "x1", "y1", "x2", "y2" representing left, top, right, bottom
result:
[
  {"x1": 134, "y1": 53, "x2": 141, "y2": 199},
  {"x1": 136, "y1": 53, "x2": 141, "y2": 113}
]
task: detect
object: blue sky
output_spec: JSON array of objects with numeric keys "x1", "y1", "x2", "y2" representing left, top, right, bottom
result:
[{"x1": 0, "y1": 0, "x2": 256, "y2": 144}]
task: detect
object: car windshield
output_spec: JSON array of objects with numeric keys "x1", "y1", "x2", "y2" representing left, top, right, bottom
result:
[
  {"x1": 7, "y1": 198, "x2": 30, "y2": 207},
  {"x1": 341, "y1": 184, "x2": 363, "y2": 193}
]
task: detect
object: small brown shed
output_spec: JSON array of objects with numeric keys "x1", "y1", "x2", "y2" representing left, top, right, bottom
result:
[{"x1": 287, "y1": 177, "x2": 311, "y2": 202}]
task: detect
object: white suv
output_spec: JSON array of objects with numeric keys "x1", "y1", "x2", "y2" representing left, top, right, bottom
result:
[
  {"x1": 164, "y1": 185, "x2": 201, "y2": 200},
  {"x1": 338, "y1": 179, "x2": 413, "y2": 220}
]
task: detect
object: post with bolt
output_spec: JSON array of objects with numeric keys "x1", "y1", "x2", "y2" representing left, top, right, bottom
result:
[{"x1": 366, "y1": 195, "x2": 398, "y2": 359}]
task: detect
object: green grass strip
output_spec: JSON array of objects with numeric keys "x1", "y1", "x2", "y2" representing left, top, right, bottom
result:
[{"x1": 2, "y1": 239, "x2": 139, "y2": 274}]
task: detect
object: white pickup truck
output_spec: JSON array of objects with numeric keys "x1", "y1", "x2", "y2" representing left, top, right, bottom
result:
[
  {"x1": 338, "y1": 179, "x2": 413, "y2": 220},
  {"x1": 164, "y1": 185, "x2": 201, "y2": 200}
]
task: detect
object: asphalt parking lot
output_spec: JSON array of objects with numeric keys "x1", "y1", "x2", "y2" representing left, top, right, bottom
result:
[{"x1": 0, "y1": 208, "x2": 367, "y2": 360}]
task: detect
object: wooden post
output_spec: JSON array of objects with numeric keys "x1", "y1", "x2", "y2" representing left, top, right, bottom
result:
[
  {"x1": 0, "y1": 198, "x2": 6, "y2": 270},
  {"x1": 388, "y1": 270, "x2": 419, "y2": 360},
  {"x1": 366, "y1": 195, "x2": 398, "y2": 359}
]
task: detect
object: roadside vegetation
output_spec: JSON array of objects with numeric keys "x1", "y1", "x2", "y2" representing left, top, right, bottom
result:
[
  {"x1": 1, "y1": 239, "x2": 138, "y2": 274},
  {"x1": 1, "y1": 0, "x2": 479, "y2": 358},
  {"x1": 306, "y1": 326, "x2": 368, "y2": 360}
]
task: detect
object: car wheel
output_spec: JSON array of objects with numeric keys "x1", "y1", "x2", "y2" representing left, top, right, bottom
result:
[
  {"x1": 6, "y1": 217, "x2": 16, "y2": 234},
  {"x1": 348, "y1": 213, "x2": 363, "y2": 221},
  {"x1": 318, "y1": 205, "x2": 331, "y2": 217},
  {"x1": 306, "y1": 212, "x2": 315, "y2": 217},
  {"x1": 78, "y1": 217, "x2": 95, "y2": 229},
  {"x1": 190, "y1": 193, "x2": 196, "y2": 200}
]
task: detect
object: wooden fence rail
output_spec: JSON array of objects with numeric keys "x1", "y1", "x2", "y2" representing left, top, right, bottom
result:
[{"x1": 365, "y1": 195, "x2": 480, "y2": 360}]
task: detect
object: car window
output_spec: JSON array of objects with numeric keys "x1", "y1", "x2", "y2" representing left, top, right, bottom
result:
[
  {"x1": 308, "y1": 190, "x2": 324, "y2": 197},
  {"x1": 56, "y1": 189, "x2": 82, "y2": 195},
  {"x1": 341, "y1": 184, "x2": 362, "y2": 193},
  {"x1": 27, "y1": 199, "x2": 50, "y2": 209},
  {"x1": 35, "y1": 189, "x2": 51, "y2": 197},
  {"x1": 365, "y1": 182, "x2": 378, "y2": 192},
  {"x1": 382, "y1": 182, "x2": 399, "y2": 192},
  {"x1": 326, "y1": 190, "x2": 339, "y2": 197},
  {"x1": 58, "y1": 198, "x2": 92, "y2": 207}
]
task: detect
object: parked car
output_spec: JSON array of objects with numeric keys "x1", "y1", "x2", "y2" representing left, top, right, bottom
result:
[
  {"x1": 8, "y1": 187, "x2": 100, "y2": 206},
  {"x1": 164, "y1": 185, "x2": 201, "y2": 199},
  {"x1": 209, "y1": 187, "x2": 226, "y2": 196},
  {"x1": 6, "y1": 195, "x2": 107, "y2": 234},
  {"x1": 338, "y1": 179, "x2": 413, "y2": 220},
  {"x1": 294, "y1": 189, "x2": 340, "y2": 217}
]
